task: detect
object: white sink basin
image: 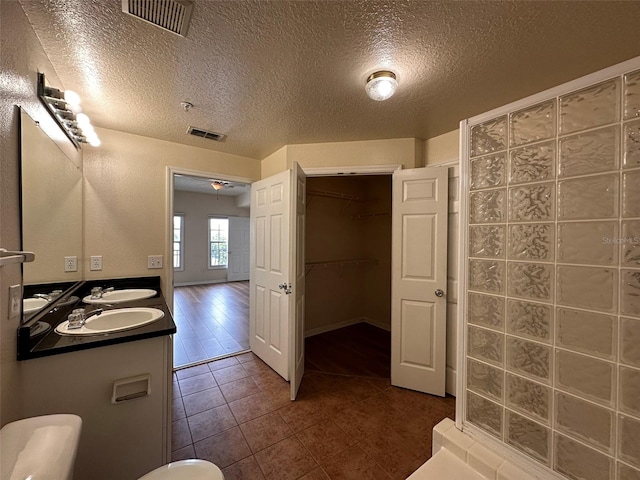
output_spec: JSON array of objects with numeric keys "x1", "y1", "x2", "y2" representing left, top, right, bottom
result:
[
  {"x1": 0, "y1": 414, "x2": 82, "y2": 480},
  {"x1": 23, "y1": 297, "x2": 49, "y2": 314},
  {"x1": 82, "y1": 288, "x2": 157, "y2": 304},
  {"x1": 55, "y1": 307, "x2": 164, "y2": 336}
]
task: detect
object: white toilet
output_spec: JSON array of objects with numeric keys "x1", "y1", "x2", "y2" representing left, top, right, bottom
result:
[
  {"x1": 1, "y1": 415, "x2": 224, "y2": 480},
  {"x1": 138, "y1": 459, "x2": 224, "y2": 480}
]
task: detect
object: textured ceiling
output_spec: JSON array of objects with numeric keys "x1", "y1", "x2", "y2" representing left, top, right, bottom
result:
[{"x1": 18, "y1": 0, "x2": 640, "y2": 159}]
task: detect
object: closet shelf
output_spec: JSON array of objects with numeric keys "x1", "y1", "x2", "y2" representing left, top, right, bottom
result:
[{"x1": 305, "y1": 258, "x2": 377, "y2": 275}]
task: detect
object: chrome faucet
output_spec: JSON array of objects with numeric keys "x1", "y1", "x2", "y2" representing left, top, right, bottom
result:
[
  {"x1": 33, "y1": 289, "x2": 63, "y2": 302},
  {"x1": 67, "y1": 308, "x2": 103, "y2": 329},
  {"x1": 85, "y1": 308, "x2": 104, "y2": 320},
  {"x1": 90, "y1": 287, "x2": 114, "y2": 299}
]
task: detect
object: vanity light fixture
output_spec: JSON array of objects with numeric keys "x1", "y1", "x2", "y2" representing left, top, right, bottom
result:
[
  {"x1": 37, "y1": 73, "x2": 101, "y2": 148},
  {"x1": 365, "y1": 70, "x2": 398, "y2": 101}
]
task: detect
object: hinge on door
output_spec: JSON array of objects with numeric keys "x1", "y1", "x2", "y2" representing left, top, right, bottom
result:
[{"x1": 278, "y1": 283, "x2": 292, "y2": 295}]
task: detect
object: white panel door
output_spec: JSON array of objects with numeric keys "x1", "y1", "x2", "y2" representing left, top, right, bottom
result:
[
  {"x1": 290, "y1": 162, "x2": 306, "y2": 400},
  {"x1": 250, "y1": 170, "x2": 291, "y2": 380},
  {"x1": 228, "y1": 216, "x2": 250, "y2": 282},
  {"x1": 391, "y1": 167, "x2": 448, "y2": 396}
]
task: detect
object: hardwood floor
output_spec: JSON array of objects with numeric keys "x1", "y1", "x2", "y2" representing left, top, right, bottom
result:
[
  {"x1": 173, "y1": 284, "x2": 391, "y2": 376},
  {"x1": 305, "y1": 323, "x2": 391, "y2": 378},
  {"x1": 173, "y1": 282, "x2": 250, "y2": 368}
]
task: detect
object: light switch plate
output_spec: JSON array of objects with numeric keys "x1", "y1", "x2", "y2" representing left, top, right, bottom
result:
[
  {"x1": 148, "y1": 255, "x2": 163, "y2": 269},
  {"x1": 90, "y1": 255, "x2": 103, "y2": 271},
  {"x1": 9, "y1": 284, "x2": 21, "y2": 319}
]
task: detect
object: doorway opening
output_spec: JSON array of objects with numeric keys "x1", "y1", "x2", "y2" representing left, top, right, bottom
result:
[
  {"x1": 304, "y1": 175, "x2": 393, "y2": 380},
  {"x1": 172, "y1": 173, "x2": 252, "y2": 369}
]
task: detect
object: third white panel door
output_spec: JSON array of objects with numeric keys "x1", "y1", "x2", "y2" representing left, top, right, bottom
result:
[{"x1": 391, "y1": 166, "x2": 448, "y2": 396}]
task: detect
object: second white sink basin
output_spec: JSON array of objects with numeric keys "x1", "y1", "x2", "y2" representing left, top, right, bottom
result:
[
  {"x1": 55, "y1": 307, "x2": 164, "y2": 336},
  {"x1": 83, "y1": 288, "x2": 157, "y2": 304},
  {"x1": 23, "y1": 297, "x2": 49, "y2": 314}
]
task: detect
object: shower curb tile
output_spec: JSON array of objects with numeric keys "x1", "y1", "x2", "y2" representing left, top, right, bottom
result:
[{"x1": 468, "y1": 443, "x2": 505, "y2": 479}]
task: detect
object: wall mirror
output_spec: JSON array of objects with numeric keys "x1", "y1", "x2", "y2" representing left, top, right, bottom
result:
[{"x1": 20, "y1": 108, "x2": 83, "y2": 321}]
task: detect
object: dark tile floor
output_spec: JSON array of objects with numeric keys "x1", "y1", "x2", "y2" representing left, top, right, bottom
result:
[{"x1": 172, "y1": 352, "x2": 455, "y2": 479}]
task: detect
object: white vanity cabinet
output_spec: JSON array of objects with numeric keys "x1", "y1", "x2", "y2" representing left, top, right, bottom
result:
[{"x1": 18, "y1": 335, "x2": 172, "y2": 480}]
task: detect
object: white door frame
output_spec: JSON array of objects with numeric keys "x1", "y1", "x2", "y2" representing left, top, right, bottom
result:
[
  {"x1": 302, "y1": 164, "x2": 402, "y2": 176},
  {"x1": 165, "y1": 167, "x2": 256, "y2": 313}
]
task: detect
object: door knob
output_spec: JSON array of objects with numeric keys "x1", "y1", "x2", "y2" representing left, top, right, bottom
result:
[
  {"x1": 435, "y1": 289, "x2": 445, "y2": 298},
  {"x1": 278, "y1": 283, "x2": 292, "y2": 295}
]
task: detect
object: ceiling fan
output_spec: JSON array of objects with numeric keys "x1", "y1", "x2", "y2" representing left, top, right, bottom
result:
[{"x1": 211, "y1": 180, "x2": 233, "y2": 191}]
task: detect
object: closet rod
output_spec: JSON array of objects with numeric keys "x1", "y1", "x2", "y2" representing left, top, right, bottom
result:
[
  {"x1": 351, "y1": 212, "x2": 391, "y2": 220},
  {"x1": 305, "y1": 258, "x2": 377, "y2": 275},
  {"x1": 306, "y1": 189, "x2": 366, "y2": 202}
]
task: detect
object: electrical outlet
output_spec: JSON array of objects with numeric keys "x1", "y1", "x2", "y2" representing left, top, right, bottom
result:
[
  {"x1": 64, "y1": 256, "x2": 78, "y2": 272},
  {"x1": 147, "y1": 255, "x2": 163, "y2": 269},
  {"x1": 9, "y1": 284, "x2": 21, "y2": 319},
  {"x1": 90, "y1": 255, "x2": 103, "y2": 271}
]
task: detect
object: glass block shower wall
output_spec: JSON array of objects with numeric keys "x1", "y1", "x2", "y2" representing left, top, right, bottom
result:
[{"x1": 463, "y1": 65, "x2": 640, "y2": 480}]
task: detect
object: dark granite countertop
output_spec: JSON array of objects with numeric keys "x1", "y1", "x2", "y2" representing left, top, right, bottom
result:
[{"x1": 18, "y1": 276, "x2": 176, "y2": 360}]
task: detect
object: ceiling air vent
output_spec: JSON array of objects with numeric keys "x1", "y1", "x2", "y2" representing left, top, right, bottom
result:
[
  {"x1": 187, "y1": 126, "x2": 226, "y2": 142},
  {"x1": 122, "y1": 0, "x2": 193, "y2": 37}
]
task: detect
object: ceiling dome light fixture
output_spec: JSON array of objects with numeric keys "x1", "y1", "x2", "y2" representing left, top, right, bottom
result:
[{"x1": 365, "y1": 70, "x2": 398, "y2": 101}]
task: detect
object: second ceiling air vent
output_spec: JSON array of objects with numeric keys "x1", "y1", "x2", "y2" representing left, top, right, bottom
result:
[
  {"x1": 187, "y1": 126, "x2": 226, "y2": 142},
  {"x1": 121, "y1": 0, "x2": 193, "y2": 37}
]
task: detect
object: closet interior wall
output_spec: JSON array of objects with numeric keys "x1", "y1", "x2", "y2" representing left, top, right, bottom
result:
[{"x1": 305, "y1": 175, "x2": 392, "y2": 336}]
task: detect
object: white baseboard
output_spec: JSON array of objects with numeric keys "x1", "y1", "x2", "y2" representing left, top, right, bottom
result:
[
  {"x1": 446, "y1": 366, "x2": 457, "y2": 397},
  {"x1": 364, "y1": 318, "x2": 391, "y2": 331},
  {"x1": 304, "y1": 317, "x2": 391, "y2": 338},
  {"x1": 304, "y1": 317, "x2": 366, "y2": 338},
  {"x1": 174, "y1": 279, "x2": 228, "y2": 287}
]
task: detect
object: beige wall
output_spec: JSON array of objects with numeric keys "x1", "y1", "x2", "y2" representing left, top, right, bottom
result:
[
  {"x1": 0, "y1": 1, "x2": 81, "y2": 425},
  {"x1": 262, "y1": 138, "x2": 423, "y2": 178},
  {"x1": 424, "y1": 129, "x2": 460, "y2": 166},
  {"x1": 173, "y1": 190, "x2": 249, "y2": 285},
  {"x1": 305, "y1": 176, "x2": 391, "y2": 334},
  {"x1": 261, "y1": 145, "x2": 288, "y2": 178},
  {"x1": 82, "y1": 128, "x2": 260, "y2": 290}
]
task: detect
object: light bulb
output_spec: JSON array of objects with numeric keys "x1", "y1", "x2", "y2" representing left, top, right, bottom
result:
[
  {"x1": 365, "y1": 71, "x2": 398, "y2": 101},
  {"x1": 84, "y1": 129, "x2": 100, "y2": 146},
  {"x1": 68, "y1": 103, "x2": 82, "y2": 114},
  {"x1": 81, "y1": 123, "x2": 95, "y2": 135},
  {"x1": 64, "y1": 90, "x2": 81, "y2": 106},
  {"x1": 76, "y1": 113, "x2": 91, "y2": 127}
]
